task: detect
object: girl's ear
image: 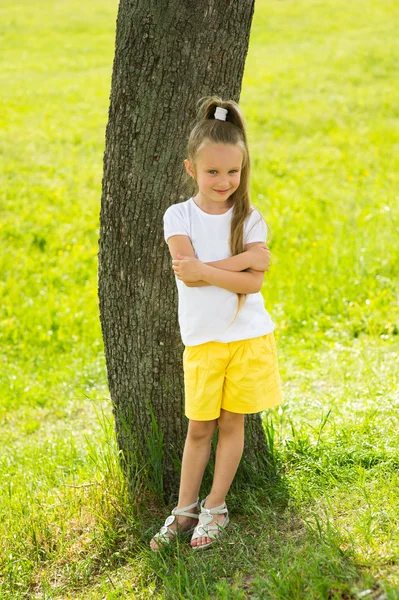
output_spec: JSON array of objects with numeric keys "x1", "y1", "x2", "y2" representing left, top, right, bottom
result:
[{"x1": 184, "y1": 159, "x2": 195, "y2": 178}]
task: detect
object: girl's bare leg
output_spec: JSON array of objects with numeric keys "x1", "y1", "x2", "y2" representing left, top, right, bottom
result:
[
  {"x1": 150, "y1": 418, "x2": 217, "y2": 551},
  {"x1": 191, "y1": 409, "x2": 245, "y2": 547}
]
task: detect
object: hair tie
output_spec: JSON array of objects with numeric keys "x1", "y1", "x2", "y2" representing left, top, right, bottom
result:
[{"x1": 214, "y1": 106, "x2": 228, "y2": 121}]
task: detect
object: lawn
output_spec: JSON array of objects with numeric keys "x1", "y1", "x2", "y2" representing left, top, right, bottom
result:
[{"x1": 0, "y1": 0, "x2": 398, "y2": 598}]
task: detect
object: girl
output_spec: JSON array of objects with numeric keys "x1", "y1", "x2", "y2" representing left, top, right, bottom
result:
[{"x1": 150, "y1": 95, "x2": 284, "y2": 552}]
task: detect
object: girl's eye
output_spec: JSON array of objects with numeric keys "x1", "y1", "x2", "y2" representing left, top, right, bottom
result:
[{"x1": 208, "y1": 170, "x2": 238, "y2": 174}]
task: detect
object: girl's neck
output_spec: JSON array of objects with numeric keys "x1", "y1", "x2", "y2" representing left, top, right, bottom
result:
[{"x1": 193, "y1": 194, "x2": 233, "y2": 215}]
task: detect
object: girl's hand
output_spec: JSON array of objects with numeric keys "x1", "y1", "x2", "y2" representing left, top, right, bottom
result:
[
  {"x1": 172, "y1": 254, "x2": 204, "y2": 282},
  {"x1": 247, "y1": 244, "x2": 271, "y2": 271}
]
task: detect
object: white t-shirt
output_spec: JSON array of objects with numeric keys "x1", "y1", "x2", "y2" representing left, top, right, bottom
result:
[{"x1": 163, "y1": 196, "x2": 276, "y2": 346}]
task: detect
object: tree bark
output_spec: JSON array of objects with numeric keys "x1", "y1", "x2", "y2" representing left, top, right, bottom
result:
[{"x1": 98, "y1": 0, "x2": 275, "y2": 506}]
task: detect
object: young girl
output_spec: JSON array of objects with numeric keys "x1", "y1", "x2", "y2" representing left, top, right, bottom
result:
[{"x1": 150, "y1": 95, "x2": 284, "y2": 552}]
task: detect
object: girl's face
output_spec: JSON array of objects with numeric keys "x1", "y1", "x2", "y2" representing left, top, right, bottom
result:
[{"x1": 184, "y1": 142, "x2": 243, "y2": 206}]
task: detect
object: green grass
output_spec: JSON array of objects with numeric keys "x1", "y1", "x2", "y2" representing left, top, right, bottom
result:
[{"x1": 1, "y1": 0, "x2": 398, "y2": 597}]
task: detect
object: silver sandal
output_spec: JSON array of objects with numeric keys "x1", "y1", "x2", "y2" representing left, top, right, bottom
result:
[
  {"x1": 191, "y1": 497, "x2": 229, "y2": 551},
  {"x1": 151, "y1": 497, "x2": 200, "y2": 551}
]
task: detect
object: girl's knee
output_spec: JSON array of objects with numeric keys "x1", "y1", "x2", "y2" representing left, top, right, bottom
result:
[
  {"x1": 217, "y1": 409, "x2": 245, "y2": 433},
  {"x1": 188, "y1": 418, "x2": 217, "y2": 441}
]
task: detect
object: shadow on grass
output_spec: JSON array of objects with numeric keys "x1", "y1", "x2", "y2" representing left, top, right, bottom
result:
[
  {"x1": 11, "y1": 403, "x2": 393, "y2": 600},
  {"x1": 132, "y1": 418, "x2": 390, "y2": 600}
]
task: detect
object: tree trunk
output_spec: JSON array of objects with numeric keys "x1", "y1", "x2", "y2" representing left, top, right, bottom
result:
[{"x1": 98, "y1": 0, "x2": 275, "y2": 506}]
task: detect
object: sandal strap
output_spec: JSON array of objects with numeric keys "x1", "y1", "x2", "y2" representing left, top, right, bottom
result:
[
  {"x1": 198, "y1": 511, "x2": 228, "y2": 526},
  {"x1": 200, "y1": 498, "x2": 228, "y2": 515},
  {"x1": 192, "y1": 516, "x2": 229, "y2": 539},
  {"x1": 153, "y1": 525, "x2": 177, "y2": 541},
  {"x1": 172, "y1": 510, "x2": 200, "y2": 519},
  {"x1": 199, "y1": 523, "x2": 227, "y2": 532},
  {"x1": 201, "y1": 506, "x2": 228, "y2": 515},
  {"x1": 171, "y1": 497, "x2": 200, "y2": 518}
]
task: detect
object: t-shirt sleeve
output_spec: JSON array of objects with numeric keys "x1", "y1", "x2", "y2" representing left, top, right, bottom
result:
[
  {"x1": 163, "y1": 206, "x2": 190, "y2": 243},
  {"x1": 244, "y1": 208, "x2": 268, "y2": 245}
]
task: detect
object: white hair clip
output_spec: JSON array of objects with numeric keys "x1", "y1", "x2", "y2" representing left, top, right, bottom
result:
[{"x1": 214, "y1": 106, "x2": 228, "y2": 121}]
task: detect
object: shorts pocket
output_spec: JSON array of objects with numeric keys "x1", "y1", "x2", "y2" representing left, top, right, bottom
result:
[
  {"x1": 183, "y1": 344, "x2": 210, "y2": 396},
  {"x1": 258, "y1": 334, "x2": 280, "y2": 388},
  {"x1": 257, "y1": 335, "x2": 274, "y2": 368},
  {"x1": 183, "y1": 344, "x2": 205, "y2": 365}
]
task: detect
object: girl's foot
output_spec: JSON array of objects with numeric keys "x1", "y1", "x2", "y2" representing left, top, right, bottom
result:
[
  {"x1": 190, "y1": 499, "x2": 227, "y2": 548},
  {"x1": 150, "y1": 505, "x2": 199, "y2": 551}
]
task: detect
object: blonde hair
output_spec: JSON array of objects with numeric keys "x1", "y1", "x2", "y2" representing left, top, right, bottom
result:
[{"x1": 185, "y1": 95, "x2": 271, "y2": 326}]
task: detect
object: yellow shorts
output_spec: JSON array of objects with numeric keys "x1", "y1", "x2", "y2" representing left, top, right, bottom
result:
[{"x1": 183, "y1": 332, "x2": 284, "y2": 421}]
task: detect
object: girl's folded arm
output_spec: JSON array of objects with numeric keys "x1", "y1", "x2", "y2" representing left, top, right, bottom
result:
[
  {"x1": 169, "y1": 237, "x2": 253, "y2": 287},
  {"x1": 199, "y1": 263, "x2": 261, "y2": 294},
  {"x1": 186, "y1": 244, "x2": 264, "y2": 293},
  {"x1": 204, "y1": 251, "x2": 252, "y2": 272},
  {"x1": 185, "y1": 251, "x2": 253, "y2": 287}
]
